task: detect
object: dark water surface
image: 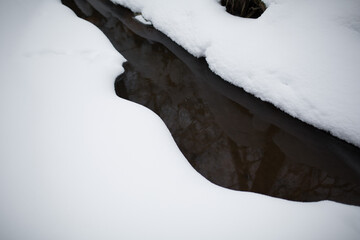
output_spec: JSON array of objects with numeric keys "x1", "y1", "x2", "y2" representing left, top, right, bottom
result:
[{"x1": 63, "y1": 0, "x2": 360, "y2": 205}]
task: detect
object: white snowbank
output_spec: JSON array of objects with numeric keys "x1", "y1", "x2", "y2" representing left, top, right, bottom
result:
[
  {"x1": 1, "y1": 0, "x2": 360, "y2": 239},
  {"x1": 111, "y1": 0, "x2": 360, "y2": 147}
]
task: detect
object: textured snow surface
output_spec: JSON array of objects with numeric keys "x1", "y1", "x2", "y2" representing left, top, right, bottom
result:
[
  {"x1": 134, "y1": 14, "x2": 152, "y2": 25},
  {"x1": 1, "y1": 0, "x2": 360, "y2": 239},
  {"x1": 111, "y1": 0, "x2": 360, "y2": 147}
]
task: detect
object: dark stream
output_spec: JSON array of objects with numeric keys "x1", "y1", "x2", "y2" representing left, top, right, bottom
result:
[{"x1": 63, "y1": 0, "x2": 360, "y2": 205}]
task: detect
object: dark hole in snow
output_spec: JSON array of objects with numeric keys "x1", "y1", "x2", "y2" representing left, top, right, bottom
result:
[
  {"x1": 63, "y1": 0, "x2": 360, "y2": 206},
  {"x1": 220, "y1": 0, "x2": 266, "y2": 19}
]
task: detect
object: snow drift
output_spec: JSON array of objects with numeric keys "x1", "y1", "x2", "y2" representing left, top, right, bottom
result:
[
  {"x1": 1, "y1": 0, "x2": 360, "y2": 239},
  {"x1": 111, "y1": 0, "x2": 360, "y2": 147}
]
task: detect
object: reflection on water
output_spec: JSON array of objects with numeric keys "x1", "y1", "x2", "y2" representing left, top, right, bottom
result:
[{"x1": 63, "y1": 0, "x2": 360, "y2": 205}]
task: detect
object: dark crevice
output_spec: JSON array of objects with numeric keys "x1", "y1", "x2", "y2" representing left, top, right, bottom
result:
[
  {"x1": 220, "y1": 0, "x2": 266, "y2": 18},
  {"x1": 62, "y1": 0, "x2": 360, "y2": 206}
]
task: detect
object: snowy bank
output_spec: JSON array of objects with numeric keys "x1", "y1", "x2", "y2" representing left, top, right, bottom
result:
[
  {"x1": 111, "y1": 0, "x2": 360, "y2": 147},
  {"x1": 1, "y1": 0, "x2": 360, "y2": 239}
]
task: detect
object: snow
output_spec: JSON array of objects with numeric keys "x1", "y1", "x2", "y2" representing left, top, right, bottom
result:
[
  {"x1": 0, "y1": 0, "x2": 360, "y2": 239},
  {"x1": 134, "y1": 14, "x2": 152, "y2": 25},
  {"x1": 110, "y1": 0, "x2": 360, "y2": 147}
]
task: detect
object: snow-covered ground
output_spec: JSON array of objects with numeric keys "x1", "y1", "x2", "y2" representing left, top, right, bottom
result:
[
  {"x1": 111, "y1": 0, "x2": 360, "y2": 147},
  {"x1": 0, "y1": 0, "x2": 360, "y2": 239}
]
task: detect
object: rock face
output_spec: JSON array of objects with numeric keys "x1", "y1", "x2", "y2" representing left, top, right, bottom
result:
[
  {"x1": 65, "y1": 0, "x2": 360, "y2": 205},
  {"x1": 220, "y1": 0, "x2": 266, "y2": 18},
  {"x1": 119, "y1": 62, "x2": 360, "y2": 204}
]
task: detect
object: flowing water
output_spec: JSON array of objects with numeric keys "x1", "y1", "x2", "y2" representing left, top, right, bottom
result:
[{"x1": 63, "y1": 0, "x2": 360, "y2": 205}]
